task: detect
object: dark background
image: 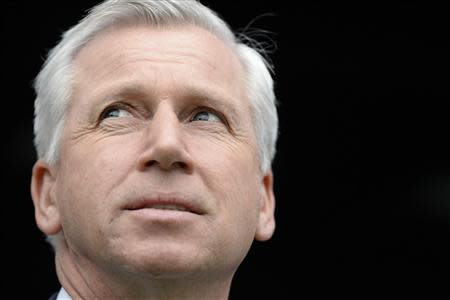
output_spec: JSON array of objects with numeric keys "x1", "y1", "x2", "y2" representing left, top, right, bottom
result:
[{"x1": 2, "y1": 1, "x2": 450, "y2": 298}]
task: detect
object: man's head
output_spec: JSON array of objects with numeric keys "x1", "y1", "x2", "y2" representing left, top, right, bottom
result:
[{"x1": 31, "y1": 0, "x2": 278, "y2": 297}]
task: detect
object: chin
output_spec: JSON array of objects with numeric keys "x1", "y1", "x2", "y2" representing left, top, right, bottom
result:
[{"x1": 116, "y1": 245, "x2": 210, "y2": 279}]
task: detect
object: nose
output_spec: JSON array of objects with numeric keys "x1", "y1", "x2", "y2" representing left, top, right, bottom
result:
[{"x1": 137, "y1": 103, "x2": 193, "y2": 173}]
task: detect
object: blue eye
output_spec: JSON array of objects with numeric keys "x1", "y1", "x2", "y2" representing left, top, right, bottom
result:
[
  {"x1": 102, "y1": 107, "x2": 132, "y2": 119},
  {"x1": 191, "y1": 111, "x2": 221, "y2": 122}
]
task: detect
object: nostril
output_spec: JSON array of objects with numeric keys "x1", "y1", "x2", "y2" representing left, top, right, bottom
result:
[
  {"x1": 143, "y1": 160, "x2": 191, "y2": 172},
  {"x1": 175, "y1": 161, "x2": 193, "y2": 174},
  {"x1": 175, "y1": 161, "x2": 188, "y2": 170},
  {"x1": 145, "y1": 160, "x2": 157, "y2": 168}
]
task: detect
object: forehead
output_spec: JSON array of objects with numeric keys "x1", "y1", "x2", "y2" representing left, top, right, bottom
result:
[{"x1": 71, "y1": 24, "x2": 248, "y2": 111}]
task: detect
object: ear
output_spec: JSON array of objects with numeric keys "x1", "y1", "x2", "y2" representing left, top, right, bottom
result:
[
  {"x1": 30, "y1": 159, "x2": 62, "y2": 236},
  {"x1": 255, "y1": 169, "x2": 276, "y2": 241}
]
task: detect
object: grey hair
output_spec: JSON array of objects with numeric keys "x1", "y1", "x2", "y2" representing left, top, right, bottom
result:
[{"x1": 34, "y1": 0, "x2": 278, "y2": 174}]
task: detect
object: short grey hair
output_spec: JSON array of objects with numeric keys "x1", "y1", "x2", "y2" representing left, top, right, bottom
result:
[{"x1": 34, "y1": 0, "x2": 278, "y2": 173}]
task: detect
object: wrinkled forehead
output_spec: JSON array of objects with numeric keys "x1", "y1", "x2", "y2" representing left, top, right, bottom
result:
[
  {"x1": 75, "y1": 23, "x2": 242, "y2": 76},
  {"x1": 70, "y1": 24, "x2": 248, "y2": 106},
  {"x1": 74, "y1": 25, "x2": 245, "y2": 88}
]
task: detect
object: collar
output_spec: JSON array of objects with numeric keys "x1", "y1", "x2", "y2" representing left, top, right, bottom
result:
[{"x1": 56, "y1": 288, "x2": 72, "y2": 300}]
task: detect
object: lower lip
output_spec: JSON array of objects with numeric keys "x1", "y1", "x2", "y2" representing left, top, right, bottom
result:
[{"x1": 124, "y1": 208, "x2": 200, "y2": 223}]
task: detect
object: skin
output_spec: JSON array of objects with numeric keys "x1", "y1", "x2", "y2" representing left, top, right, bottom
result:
[{"x1": 31, "y1": 24, "x2": 275, "y2": 300}]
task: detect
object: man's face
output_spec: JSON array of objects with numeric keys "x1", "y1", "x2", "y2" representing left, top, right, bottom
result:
[{"x1": 38, "y1": 25, "x2": 275, "y2": 279}]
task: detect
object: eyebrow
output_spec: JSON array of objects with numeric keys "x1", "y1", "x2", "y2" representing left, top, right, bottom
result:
[
  {"x1": 85, "y1": 83, "x2": 151, "y2": 120},
  {"x1": 185, "y1": 85, "x2": 241, "y2": 117},
  {"x1": 99, "y1": 83, "x2": 155, "y2": 104}
]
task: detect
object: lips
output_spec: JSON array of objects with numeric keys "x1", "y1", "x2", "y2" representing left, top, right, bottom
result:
[{"x1": 123, "y1": 194, "x2": 204, "y2": 215}]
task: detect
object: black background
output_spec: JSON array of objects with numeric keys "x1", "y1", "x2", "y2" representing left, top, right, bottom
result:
[{"x1": 2, "y1": 1, "x2": 450, "y2": 298}]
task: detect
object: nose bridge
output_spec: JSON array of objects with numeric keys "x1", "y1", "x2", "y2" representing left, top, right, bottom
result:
[
  {"x1": 150, "y1": 101, "x2": 180, "y2": 140},
  {"x1": 138, "y1": 100, "x2": 193, "y2": 173}
]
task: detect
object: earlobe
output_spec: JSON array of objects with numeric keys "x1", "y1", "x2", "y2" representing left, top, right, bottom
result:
[
  {"x1": 255, "y1": 170, "x2": 276, "y2": 241},
  {"x1": 31, "y1": 159, "x2": 62, "y2": 236}
]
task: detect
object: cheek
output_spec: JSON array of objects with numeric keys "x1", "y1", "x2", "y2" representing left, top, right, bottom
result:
[
  {"x1": 60, "y1": 133, "x2": 138, "y2": 191},
  {"x1": 198, "y1": 141, "x2": 262, "y2": 226},
  {"x1": 56, "y1": 138, "x2": 136, "y2": 238},
  {"x1": 205, "y1": 158, "x2": 262, "y2": 260},
  {"x1": 193, "y1": 145, "x2": 262, "y2": 262},
  {"x1": 55, "y1": 158, "x2": 104, "y2": 238}
]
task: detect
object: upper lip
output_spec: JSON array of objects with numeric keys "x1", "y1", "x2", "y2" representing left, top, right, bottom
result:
[{"x1": 123, "y1": 193, "x2": 205, "y2": 215}]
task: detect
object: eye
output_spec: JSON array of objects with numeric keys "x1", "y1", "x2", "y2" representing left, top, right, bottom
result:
[
  {"x1": 100, "y1": 105, "x2": 132, "y2": 120},
  {"x1": 190, "y1": 110, "x2": 221, "y2": 122}
]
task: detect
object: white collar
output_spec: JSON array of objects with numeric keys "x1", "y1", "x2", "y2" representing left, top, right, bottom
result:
[{"x1": 56, "y1": 288, "x2": 72, "y2": 300}]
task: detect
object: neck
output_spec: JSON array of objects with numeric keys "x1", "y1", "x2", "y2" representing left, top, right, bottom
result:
[{"x1": 54, "y1": 239, "x2": 232, "y2": 300}]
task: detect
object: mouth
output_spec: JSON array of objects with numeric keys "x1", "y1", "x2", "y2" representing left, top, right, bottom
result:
[
  {"x1": 145, "y1": 204, "x2": 189, "y2": 212},
  {"x1": 123, "y1": 195, "x2": 204, "y2": 215}
]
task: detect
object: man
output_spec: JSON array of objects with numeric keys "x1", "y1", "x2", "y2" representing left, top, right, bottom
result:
[{"x1": 31, "y1": 0, "x2": 278, "y2": 299}]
